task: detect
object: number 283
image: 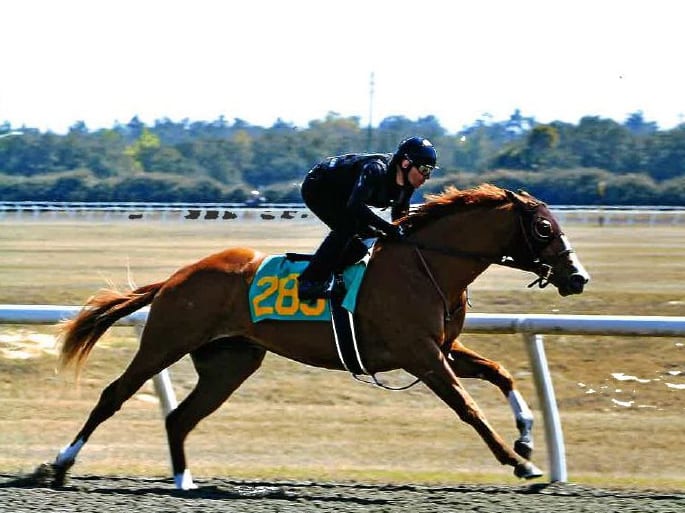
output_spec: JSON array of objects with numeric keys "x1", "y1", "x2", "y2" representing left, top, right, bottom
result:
[{"x1": 252, "y1": 273, "x2": 326, "y2": 316}]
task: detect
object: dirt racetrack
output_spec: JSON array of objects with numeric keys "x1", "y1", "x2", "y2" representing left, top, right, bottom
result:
[
  {"x1": 1, "y1": 473, "x2": 684, "y2": 513},
  {"x1": 3, "y1": 222, "x2": 685, "y2": 511}
]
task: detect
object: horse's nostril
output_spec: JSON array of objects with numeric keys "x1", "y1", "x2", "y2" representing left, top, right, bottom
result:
[{"x1": 569, "y1": 273, "x2": 587, "y2": 292}]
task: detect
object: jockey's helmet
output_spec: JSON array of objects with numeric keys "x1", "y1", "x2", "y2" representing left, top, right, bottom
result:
[{"x1": 396, "y1": 136, "x2": 438, "y2": 168}]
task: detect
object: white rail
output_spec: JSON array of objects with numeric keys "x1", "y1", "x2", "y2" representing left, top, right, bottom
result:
[
  {"x1": 1, "y1": 202, "x2": 685, "y2": 224},
  {"x1": 2, "y1": 304, "x2": 685, "y2": 483}
]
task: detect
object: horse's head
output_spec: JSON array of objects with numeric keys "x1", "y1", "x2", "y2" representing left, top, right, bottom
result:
[
  {"x1": 400, "y1": 184, "x2": 590, "y2": 296},
  {"x1": 503, "y1": 189, "x2": 590, "y2": 296}
]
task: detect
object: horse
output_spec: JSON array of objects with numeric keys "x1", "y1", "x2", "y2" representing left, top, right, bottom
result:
[{"x1": 46, "y1": 183, "x2": 589, "y2": 490}]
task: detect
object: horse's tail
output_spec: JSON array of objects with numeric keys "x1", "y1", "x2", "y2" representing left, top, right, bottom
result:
[{"x1": 59, "y1": 281, "x2": 165, "y2": 373}]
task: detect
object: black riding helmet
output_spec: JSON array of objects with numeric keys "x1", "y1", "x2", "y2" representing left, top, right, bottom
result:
[{"x1": 396, "y1": 136, "x2": 438, "y2": 168}]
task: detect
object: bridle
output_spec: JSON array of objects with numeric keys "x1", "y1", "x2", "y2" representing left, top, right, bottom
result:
[
  {"x1": 406, "y1": 189, "x2": 573, "y2": 320},
  {"x1": 500, "y1": 189, "x2": 577, "y2": 290}
]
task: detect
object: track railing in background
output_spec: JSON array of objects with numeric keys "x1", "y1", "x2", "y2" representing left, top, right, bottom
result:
[
  {"x1": 2, "y1": 304, "x2": 685, "y2": 483},
  {"x1": 2, "y1": 202, "x2": 685, "y2": 225}
]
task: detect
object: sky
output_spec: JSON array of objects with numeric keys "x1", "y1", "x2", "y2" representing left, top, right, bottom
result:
[{"x1": 1, "y1": 0, "x2": 683, "y2": 135}]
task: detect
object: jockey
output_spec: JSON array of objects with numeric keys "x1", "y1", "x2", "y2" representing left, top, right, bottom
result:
[{"x1": 297, "y1": 136, "x2": 438, "y2": 300}]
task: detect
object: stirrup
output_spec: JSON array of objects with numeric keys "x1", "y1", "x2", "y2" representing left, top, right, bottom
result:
[
  {"x1": 330, "y1": 274, "x2": 347, "y2": 300},
  {"x1": 297, "y1": 278, "x2": 332, "y2": 300}
]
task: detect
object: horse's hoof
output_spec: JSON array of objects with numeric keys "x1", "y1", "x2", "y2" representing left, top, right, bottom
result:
[
  {"x1": 514, "y1": 439, "x2": 534, "y2": 460},
  {"x1": 514, "y1": 461, "x2": 544, "y2": 480},
  {"x1": 28, "y1": 462, "x2": 70, "y2": 488},
  {"x1": 33, "y1": 461, "x2": 73, "y2": 488},
  {"x1": 25, "y1": 463, "x2": 55, "y2": 487},
  {"x1": 51, "y1": 462, "x2": 72, "y2": 487}
]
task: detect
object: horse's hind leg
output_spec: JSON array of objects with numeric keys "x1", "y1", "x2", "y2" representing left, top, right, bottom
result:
[
  {"x1": 165, "y1": 337, "x2": 266, "y2": 490},
  {"x1": 446, "y1": 339, "x2": 535, "y2": 460},
  {"x1": 51, "y1": 323, "x2": 198, "y2": 485}
]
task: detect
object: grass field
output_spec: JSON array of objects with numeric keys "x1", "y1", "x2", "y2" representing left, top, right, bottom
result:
[{"x1": 1, "y1": 216, "x2": 684, "y2": 490}]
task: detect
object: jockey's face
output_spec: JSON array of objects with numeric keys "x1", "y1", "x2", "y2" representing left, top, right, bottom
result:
[
  {"x1": 397, "y1": 158, "x2": 429, "y2": 188},
  {"x1": 407, "y1": 164, "x2": 429, "y2": 188}
]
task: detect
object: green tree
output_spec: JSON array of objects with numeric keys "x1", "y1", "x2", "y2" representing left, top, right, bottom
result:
[
  {"x1": 303, "y1": 113, "x2": 364, "y2": 159},
  {"x1": 246, "y1": 120, "x2": 309, "y2": 187},
  {"x1": 571, "y1": 116, "x2": 634, "y2": 171},
  {"x1": 527, "y1": 125, "x2": 560, "y2": 169},
  {"x1": 124, "y1": 128, "x2": 161, "y2": 172},
  {"x1": 643, "y1": 127, "x2": 685, "y2": 180},
  {"x1": 624, "y1": 111, "x2": 658, "y2": 135}
]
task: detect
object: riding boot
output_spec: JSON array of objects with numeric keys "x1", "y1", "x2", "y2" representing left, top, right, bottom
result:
[{"x1": 298, "y1": 231, "x2": 349, "y2": 300}]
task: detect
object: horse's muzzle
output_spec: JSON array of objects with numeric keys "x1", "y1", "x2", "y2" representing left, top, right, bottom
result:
[
  {"x1": 560, "y1": 265, "x2": 590, "y2": 296},
  {"x1": 556, "y1": 251, "x2": 590, "y2": 296},
  {"x1": 566, "y1": 272, "x2": 589, "y2": 295}
]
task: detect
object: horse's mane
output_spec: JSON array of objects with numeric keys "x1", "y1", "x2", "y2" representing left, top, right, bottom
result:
[{"x1": 401, "y1": 183, "x2": 525, "y2": 232}]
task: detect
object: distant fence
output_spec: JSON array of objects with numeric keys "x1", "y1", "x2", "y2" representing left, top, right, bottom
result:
[
  {"x1": 2, "y1": 304, "x2": 685, "y2": 483},
  {"x1": 1, "y1": 201, "x2": 685, "y2": 225},
  {"x1": 0, "y1": 201, "x2": 313, "y2": 223}
]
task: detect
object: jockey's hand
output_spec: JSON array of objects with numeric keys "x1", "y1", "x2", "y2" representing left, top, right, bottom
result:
[{"x1": 384, "y1": 224, "x2": 406, "y2": 242}]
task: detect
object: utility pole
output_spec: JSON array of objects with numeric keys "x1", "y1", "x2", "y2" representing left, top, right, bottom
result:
[{"x1": 367, "y1": 72, "x2": 374, "y2": 151}]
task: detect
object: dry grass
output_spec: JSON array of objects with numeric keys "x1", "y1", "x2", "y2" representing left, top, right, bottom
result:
[{"x1": 1, "y1": 217, "x2": 684, "y2": 489}]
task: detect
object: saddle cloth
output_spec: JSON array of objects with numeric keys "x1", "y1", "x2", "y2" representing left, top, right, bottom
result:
[
  {"x1": 248, "y1": 254, "x2": 367, "y2": 322},
  {"x1": 248, "y1": 254, "x2": 369, "y2": 375}
]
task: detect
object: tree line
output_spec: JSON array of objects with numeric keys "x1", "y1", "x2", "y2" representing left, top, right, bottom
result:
[{"x1": 1, "y1": 110, "x2": 685, "y2": 205}]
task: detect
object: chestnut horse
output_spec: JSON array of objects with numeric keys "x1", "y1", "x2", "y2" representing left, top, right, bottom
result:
[{"x1": 48, "y1": 184, "x2": 589, "y2": 489}]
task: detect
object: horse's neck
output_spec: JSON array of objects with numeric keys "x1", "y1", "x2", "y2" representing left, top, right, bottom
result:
[
  {"x1": 414, "y1": 206, "x2": 516, "y2": 256},
  {"x1": 408, "y1": 206, "x2": 517, "y2": 289}
]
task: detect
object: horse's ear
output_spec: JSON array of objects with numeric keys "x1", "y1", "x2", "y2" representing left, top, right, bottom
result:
[
  {"x1": 506, "y1": 188, "x2": 538, "y2": 210},
  {"x1": 505, "y1": 189, "x2": 523, "y2": 203}
]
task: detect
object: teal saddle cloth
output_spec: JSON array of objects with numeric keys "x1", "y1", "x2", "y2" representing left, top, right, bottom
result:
[{"x1": 248, "y1": 254, "x2": 367, "y2": 323}]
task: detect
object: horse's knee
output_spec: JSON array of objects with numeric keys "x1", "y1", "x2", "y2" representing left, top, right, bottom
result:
[
  {"x1": 449, "y1": 353, "x2": 515, "y2": 396},
  {"x1": 480, "y1": 360, "x2": 516, "y2": 396}
]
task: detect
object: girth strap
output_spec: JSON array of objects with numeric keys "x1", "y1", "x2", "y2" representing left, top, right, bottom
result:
[{"x1": 329, "y1": 284, "x2": 366, "y2": 376}]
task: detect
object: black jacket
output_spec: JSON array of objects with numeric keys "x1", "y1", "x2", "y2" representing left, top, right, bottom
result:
[{"x1": 302, "y1": 153, "x2": 414, "y2": 235}]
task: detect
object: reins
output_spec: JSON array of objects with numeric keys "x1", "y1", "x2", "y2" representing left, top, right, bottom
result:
[
  {"x1": 411, "y1": 241, "x2": 501, "y2": 265},
  {"x1": 350, "y1": 372, "x2": 422, "y2": 391},
  {"x1": 352, "y1": 243, "x2": 488, "y2": 392},
  {"x1": 353, "y1": 190, "x2": 556, "y2": 392},
  {"x1": 413, "y1": 246, "x2": 466, "y2": 322}
]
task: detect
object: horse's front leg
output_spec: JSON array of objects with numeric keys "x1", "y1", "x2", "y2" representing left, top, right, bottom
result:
[
  {"x1": 407, "y1": 349, "x2": 542, "y2": 480},
  {"x1": 446, "y1": 339, "x2": 535, "y2": 460}
]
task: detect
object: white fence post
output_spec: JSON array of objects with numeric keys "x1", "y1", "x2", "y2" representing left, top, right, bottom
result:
[
  {"x1": 152, "y1": 369, "x2": 178, "y2": 417},
  {"x1": 523, "y1": 333, "x2": 567, "y2": 482}
]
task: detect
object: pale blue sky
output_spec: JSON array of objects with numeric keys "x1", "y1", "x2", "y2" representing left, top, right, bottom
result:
[{"x1": 1, "y1": 0, "x2": 682, "y2": 134}]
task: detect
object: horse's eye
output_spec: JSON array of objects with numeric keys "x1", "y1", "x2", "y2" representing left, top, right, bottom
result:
[{"x1": 534, "y1": 218, "x2": 554, "y2": 239}]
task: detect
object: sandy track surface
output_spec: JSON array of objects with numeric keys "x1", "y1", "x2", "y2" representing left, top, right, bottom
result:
[{"x1": 1, "y1": 473, "x2": 684, "y2": 513}]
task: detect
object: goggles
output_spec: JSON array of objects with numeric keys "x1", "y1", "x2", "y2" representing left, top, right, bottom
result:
[
  {"x1": 404, "y1": 154, "x2": 435, "y2": 179},
  {"x1": 414, "y1": 163, "x2": 434, "y2": 179}
]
